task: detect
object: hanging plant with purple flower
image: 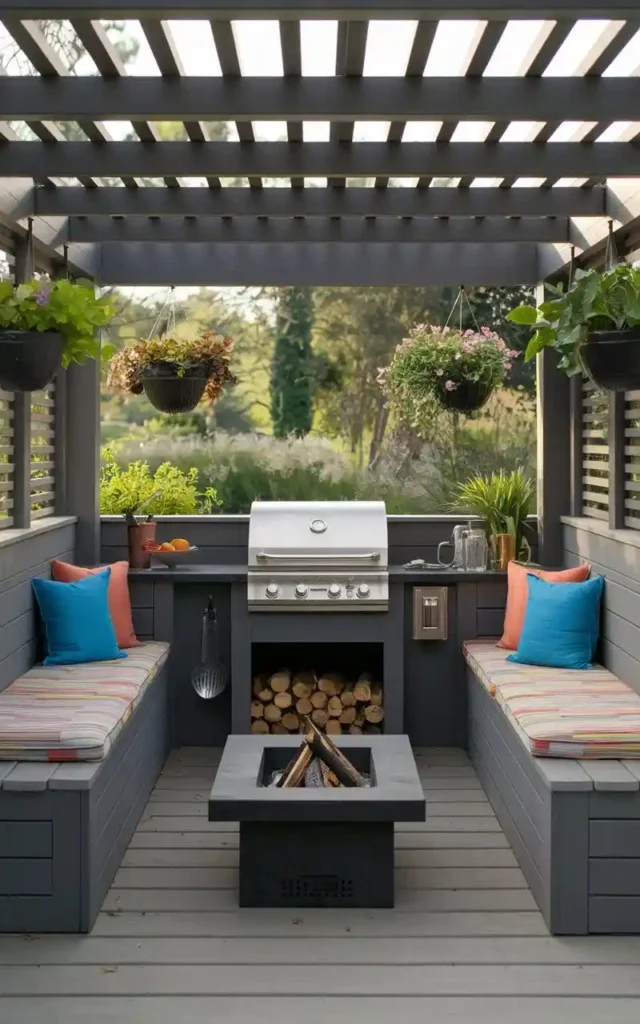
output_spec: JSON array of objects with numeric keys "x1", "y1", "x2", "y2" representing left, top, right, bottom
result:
[
  {"x1": 0, "y1": 276, "x2": 115, "y2": 391},
  {"x1": 379, "y1": 323, "x2": 518, "y2": 420}
]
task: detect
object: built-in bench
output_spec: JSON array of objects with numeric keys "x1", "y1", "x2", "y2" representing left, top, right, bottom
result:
[
  {"x1": 465, "y1": 641, "x2": 640, "y2": 935},
  {"x1": 0, "y1": 642, "x2": 170, "y2": 933}
]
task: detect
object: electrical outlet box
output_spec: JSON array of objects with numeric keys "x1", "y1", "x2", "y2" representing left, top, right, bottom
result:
[{"x1": 413, "y1": 586, "x2": 448, "y2": 640}]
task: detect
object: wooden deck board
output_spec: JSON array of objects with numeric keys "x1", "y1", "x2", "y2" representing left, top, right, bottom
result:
[{"x1": 0, "y1": 746, "x2": 639, "y2": 1023}]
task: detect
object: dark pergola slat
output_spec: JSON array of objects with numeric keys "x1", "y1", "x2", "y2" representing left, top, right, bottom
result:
[
  {"x1": 30, "y1": 185, "x2": 604, "y2": 219},
  {"x1": 210, "y1": 19, "x2": 261, "y2": 189},
  {"x1": 66, "y1": 215, "x2": 569, "y2": 244},
  {"x1": 1, "y1": 76, "x2": 639, "y2": 122},
  {"x1": 329, "y1": 20, "x2": 368, "y2": 188},
  {"x1": 2, "y1": 1, "x2": 636, "y2": 19},
  {"x1": 379, "y1": 21, "x2": 437, "y2": 187},
  {"x1": 454, "y1": 20, "x2": 508, "y2": 187},
  {"x1": 3, "y1": 141, "x2": 636, "y2": 179},
  {"x1": 98, "y1": 240, "x2": 539, "y2": 286},
  {"x1": 280, "y1": 20, "x2": 303, "y2": 188}
]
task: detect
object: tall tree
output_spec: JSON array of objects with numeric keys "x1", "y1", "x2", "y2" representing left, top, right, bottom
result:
[{"x1": 270, "y1": 287, "x2": 315, "y2": 438}]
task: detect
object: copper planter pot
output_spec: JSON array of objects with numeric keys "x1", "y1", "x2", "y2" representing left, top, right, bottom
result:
[
  {"x1": 493, "y1": 533, "x2": 516, "y2": 572},
  {"x1": 128, "y1": 522, "x2": 157, "y2": 569}
]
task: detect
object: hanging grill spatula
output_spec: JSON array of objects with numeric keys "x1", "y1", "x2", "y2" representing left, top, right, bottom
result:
[{"x1": 191, "y1": 597, "x2": 229, "y2": 700}]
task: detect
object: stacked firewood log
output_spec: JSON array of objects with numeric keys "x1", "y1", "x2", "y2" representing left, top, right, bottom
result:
[{"x1": 250, "y1": 669, "x2": 384, "y2": 736}]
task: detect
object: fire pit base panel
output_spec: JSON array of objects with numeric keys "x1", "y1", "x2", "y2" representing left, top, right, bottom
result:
[
  {"x1": 239, "y1": 820, "x2": 393, "y2": 908},
  {"x1": 209, "y1": 734, "x2": 425, "y2": 909}
]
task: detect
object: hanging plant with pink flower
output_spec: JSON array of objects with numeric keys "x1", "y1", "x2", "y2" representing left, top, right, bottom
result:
[{"x1": 379, "y1": 323, "x2": 518, "y2": 419}]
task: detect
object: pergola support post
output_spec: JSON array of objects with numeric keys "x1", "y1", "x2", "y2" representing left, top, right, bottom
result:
[
  {"x1": 536, "y1": 286, "x2": 572, "y2": 567},
  {"x1": 64, "y1": 352, "x2": 101, "y2": 566},
  {"x1": 11, "y1": 234, "x2": 34, "y2": 531}
]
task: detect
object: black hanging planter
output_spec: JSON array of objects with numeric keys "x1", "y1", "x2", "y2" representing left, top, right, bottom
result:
[
  {"x1": 0, "y1": 329, "x2": 65, "y2": 392},
  {"x1": 141, "y1": 361, "x2": 209, "y2": 413},
  {"x1": 580, "y1": 328, "x2": 640, "y2": 392},
  {"x1": 437, "y1": 379, "x2": 493, "y2": 413}
]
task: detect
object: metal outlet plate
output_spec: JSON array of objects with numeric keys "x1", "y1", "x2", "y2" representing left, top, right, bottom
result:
[{"x1": 413, "y1": 586, "x2": 448, "y2": 640}]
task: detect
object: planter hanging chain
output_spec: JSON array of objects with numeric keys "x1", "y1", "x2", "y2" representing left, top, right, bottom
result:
[
  {"x1": 604, "y1": 219, "x2": 619, "y2": 272},
  {"x1": 147, "y1": 284, "x2": 181, "y2": 341},
  {"x1": 444, "y1": 284, "x2": 481, "y2": 334}
]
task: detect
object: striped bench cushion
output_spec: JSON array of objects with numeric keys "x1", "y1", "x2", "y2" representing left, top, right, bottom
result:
[
  {"x1": 464, "y1": 640, "x2": 640, "y2": 759},
  {"x1": 0, "y1": 641, "x2": 169, "y2": 762}
]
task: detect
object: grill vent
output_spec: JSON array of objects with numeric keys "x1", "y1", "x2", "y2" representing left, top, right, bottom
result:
[{"x1": 281, "y1": 874, "x2": 354, "y2": 902}]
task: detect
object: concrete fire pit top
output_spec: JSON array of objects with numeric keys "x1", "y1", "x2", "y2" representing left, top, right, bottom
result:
[{"x1": 208, "y1": 734, "x2": 426, "y2": 823}]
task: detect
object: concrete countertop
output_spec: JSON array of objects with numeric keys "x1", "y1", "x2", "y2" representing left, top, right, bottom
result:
[{"x1": 129, "y1": 565, "x2": 507, "y2": 584}]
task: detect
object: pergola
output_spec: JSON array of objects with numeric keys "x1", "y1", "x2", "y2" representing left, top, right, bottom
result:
[{"x1": 0, "y1": 0, "x2": 639, "y2": 560}]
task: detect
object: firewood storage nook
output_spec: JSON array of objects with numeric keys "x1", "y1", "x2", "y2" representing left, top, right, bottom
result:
[{"x1": 208, "y1": 733, "x2": 425, "y2": 908}]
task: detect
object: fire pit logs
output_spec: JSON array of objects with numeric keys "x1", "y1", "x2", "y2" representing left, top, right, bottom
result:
[
  {"x1": 251, "y1": 669, "x2": 384, "y2": 736},
  {"x1": 274, "y1": 717, "x2": 367, "y2": 789}
]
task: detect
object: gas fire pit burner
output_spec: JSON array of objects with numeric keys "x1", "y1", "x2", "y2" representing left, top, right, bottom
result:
[{"x1": 208, "y1": 734, "x2": 425, "y2": 908}]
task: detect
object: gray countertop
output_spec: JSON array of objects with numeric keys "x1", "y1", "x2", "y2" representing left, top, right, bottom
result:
[{"x1": 129, "y1": 565, "x2": 506, "y2": 584}]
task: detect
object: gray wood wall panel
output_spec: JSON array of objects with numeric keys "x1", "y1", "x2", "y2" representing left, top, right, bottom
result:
[
  {"x1": 563, "y1": 522, "x2": 640, "y2": 694},
  {"x1": 589, "y1": 896, "x2": 640, "y2": 933},
  {"x1": 0, "y1": 521, "x2": 76, "y2": 693},
  {"x1": 589, "y1": 858, "x2": 640, "y2": 895},
  {"x1": 0, "y1": 859, "x2": 52, "y2": 896},
  {"x1": 101, "y1": 516, "x2": 538, "y2": 567},
  {"x1": 590, "y1": 819, "x2": 640, "y2": 857},
  {"x1": 0, "y1": 821, "x2": 51, "y2": 858}
]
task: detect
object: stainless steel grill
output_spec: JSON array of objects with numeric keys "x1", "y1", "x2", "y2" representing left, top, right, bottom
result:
[{"x1": 248, "y1": 501, "x2": 388, "y2": 612}]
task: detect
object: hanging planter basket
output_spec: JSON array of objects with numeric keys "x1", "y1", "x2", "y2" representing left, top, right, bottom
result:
[
  {"x1": 580, "y1": 328, "x2": 640, "y2": 392},
  {"x1": 0, "y1": 329, "x2": 65, "y2": 392},
  {"x1": 436, "y1": 380, "x2": 494, "y2": 413},
  {"x1": 141, "y1": 361, "x2": 209, "y2": 413}
]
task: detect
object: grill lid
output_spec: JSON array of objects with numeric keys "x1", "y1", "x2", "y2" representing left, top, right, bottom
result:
[{"x1": 248, "y1": 501, "x2": 388, "y2": 568}]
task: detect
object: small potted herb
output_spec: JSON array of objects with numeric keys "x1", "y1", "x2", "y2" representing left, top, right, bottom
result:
[
  {"x1": 106, "y1": 331, "x2": 236, "y2": 413},
  {"x1": 0, "y1": 277, "x2": 116, "y2": 391},
  {"x1": 507, "y1": 263, "x2": 640, "y2": 391},
  {"x1": 380, "y1": 323, "x2": 517, "y2": 415}
]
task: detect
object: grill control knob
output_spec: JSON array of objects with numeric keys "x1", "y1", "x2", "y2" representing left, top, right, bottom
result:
[
  {"x1": 328, "y1": 583, "x2": 342, "y2": 599},
  {"x1": 265, "y1": 583, "x2": 279, "y2": 599},
  {"x1": 295, "y1": 583, "x2": 309, "y2": 599},
  {"x1": 357, "y1": 583, "x2": 371, "y2": 599}
]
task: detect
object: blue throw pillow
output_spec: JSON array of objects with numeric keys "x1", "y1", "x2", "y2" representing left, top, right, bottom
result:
[
  {"x1": 507, "y1": 573, "x2": 604, "y2": 671},
  {"x1": 32, "y1": 569, "x2": 126, "y2": 666}
]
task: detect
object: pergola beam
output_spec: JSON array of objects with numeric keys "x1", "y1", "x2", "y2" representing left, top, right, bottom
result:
[
  {"x1": 0, "y1": 1, "x2": 635, "y2": 19},
  {"x1": 1, "y1": 76, "x2": 638, "y2": 122},
  {"x1": 66, "y1": 215, "x2": 570, "y2": 244},
  {"x1": 1, "y1": 142, "x2": 636, "y2": 179},
  {"x1": 97, "y1": 241, "x2": 539, "y2": 286},
  {"x1": 30, "y1": 185, "x2": 606, "y2": 219}
]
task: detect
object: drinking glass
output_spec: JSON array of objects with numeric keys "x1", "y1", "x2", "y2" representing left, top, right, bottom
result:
[{"x1": 464, "y1": 528, "x2": 488, "y2": 572}]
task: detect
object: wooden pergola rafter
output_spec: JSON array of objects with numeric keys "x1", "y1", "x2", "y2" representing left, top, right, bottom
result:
[{"x1": 0, "y1": 1, "x2": 637, "y2": 285}]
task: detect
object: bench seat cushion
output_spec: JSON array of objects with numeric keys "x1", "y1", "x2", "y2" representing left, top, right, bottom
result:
[
  {"x1": 0, "y1": 641, "x2": 169, "y2": 762},
  {"x1": 464, "y1": 640, "x2": 640, "y2": 759}
]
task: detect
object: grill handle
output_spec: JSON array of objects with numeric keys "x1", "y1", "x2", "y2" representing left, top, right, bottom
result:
[{"x1": 256, "y1": 551, "x2": 381, "y2": 562}]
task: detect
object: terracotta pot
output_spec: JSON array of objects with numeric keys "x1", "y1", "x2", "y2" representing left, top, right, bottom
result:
[
  {"x1": 493, "y1": 533, "x2": 516, "y2": 571},
  {"x1": 128, "y1": 521, "x2": 157, "y2": 569}
]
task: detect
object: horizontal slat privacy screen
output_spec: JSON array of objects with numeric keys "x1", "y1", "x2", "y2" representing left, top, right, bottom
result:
[
  {"x1": 0, "y1": 389, "x2": 15, "y2": 530},
  {"x1": 582, "y1": 378, "x2": 609, "y2": 522},
  {"x1": 625, "y1": 391, "x2": 640, "y2": 530},
  {"x1": 30, "y1": 382, "x2": 56, "y2": 520}
]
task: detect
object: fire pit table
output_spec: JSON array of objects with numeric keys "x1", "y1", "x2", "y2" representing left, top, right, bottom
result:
[{"x1": 208, "y1": 734, "x2": 425, "y2": 908}]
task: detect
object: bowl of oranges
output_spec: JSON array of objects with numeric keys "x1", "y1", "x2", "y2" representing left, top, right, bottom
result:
[{"x1": 143, "y1": 537, "x2": 198, "y2": 568}]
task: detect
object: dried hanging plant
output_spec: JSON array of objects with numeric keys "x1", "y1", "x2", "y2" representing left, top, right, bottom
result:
[{"x1": 105, "y1": 330, "x2": 237, "y2": 402}]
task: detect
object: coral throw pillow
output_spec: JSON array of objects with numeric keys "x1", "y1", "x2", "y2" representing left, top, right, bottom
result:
[
  {"x1": 498, "y1": 560, "x2": 591, "y2": 651},
  {"x1": 51, "y1": 559, "x2": 141, "y2": 649}
]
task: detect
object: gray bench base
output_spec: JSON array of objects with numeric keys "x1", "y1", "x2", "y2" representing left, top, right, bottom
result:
[
  {"x1": 468, "y1": 666, "x2": 640, "y2": 935},
  {"x1": 0, "y1": 665, "x2": 169, "y2": 933}
]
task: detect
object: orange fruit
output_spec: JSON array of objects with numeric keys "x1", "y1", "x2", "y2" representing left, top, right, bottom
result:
[
  {"x1": 159, "y1": 542, "x2": 176, "y2": 552},
  {"x1": 170, "y1": 538, "x2": 191, "y2": 551}
]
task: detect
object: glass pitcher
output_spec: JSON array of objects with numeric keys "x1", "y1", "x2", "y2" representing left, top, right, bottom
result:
[{"x1": 464, "y1": 527, "x2": 489, "y2": 572}]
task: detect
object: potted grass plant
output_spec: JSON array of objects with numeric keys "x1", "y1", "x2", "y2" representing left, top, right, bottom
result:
[
  {"x1": 507, "y1": 263, "x2": 640, "y2": 392},
  {"x1": 380, "y1": 323, "x2": 518, "y2": 416},
  {"x1": 0, "y1": 277, "x2": 116, "y2": 392},
  {"x1": 106, "y1": 331, "x2": 237, "y2": 413},
  {"x1": 450, "y1": 468, "x2": 534, "y2": 570}
]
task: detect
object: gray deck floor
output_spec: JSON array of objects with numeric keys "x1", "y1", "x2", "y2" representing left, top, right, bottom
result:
[{"x1": 1, "y1": 746, "x2": 640, "y2": 1024}]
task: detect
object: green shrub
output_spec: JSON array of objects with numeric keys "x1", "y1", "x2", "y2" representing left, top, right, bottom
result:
[{"x1": 100, "y1": 449, "x2": 218, "y2": 517}]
